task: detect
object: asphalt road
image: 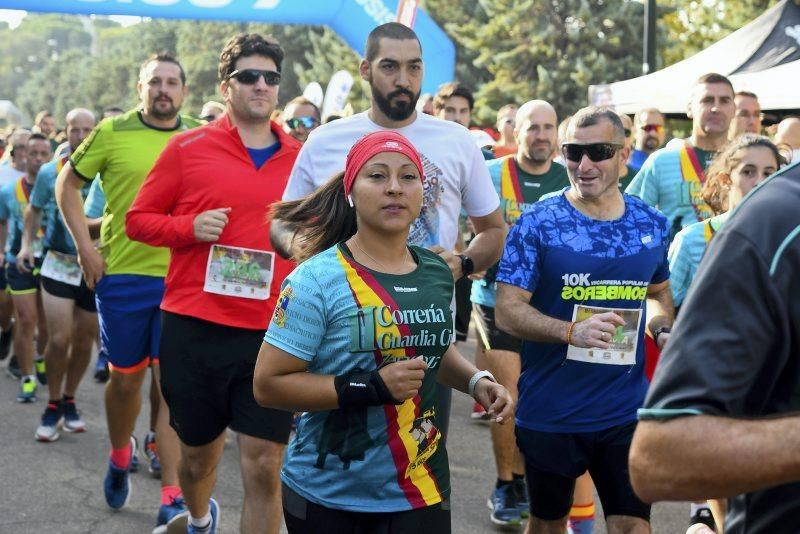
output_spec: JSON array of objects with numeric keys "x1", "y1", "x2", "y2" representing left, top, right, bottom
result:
[{"x1": 0, "y1": 333, "x2": 687, "y2": 533}]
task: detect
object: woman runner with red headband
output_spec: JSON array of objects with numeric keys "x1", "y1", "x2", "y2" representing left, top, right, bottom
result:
[{"x1": 254, "y1": 131, "x2": 513, "y2": 533}]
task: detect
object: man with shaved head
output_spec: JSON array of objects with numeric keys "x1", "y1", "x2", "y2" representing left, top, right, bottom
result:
[
  {"x1": 775, "y1": 116, "x2": 800, "y2": 165},
  {"x1": 18, "y1": 108, "x2": 99, "y2": 441},
  {"x1": 471, "y1": 99, "x2": 568, "y2": 527}
]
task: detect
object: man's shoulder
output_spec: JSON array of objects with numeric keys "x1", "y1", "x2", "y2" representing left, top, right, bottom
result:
[
  {"x1": 486, "y1": 155, "x2": 509, "y2": 173},
  {"x1": 647, "y1": 144, "x2": 682, "y2": 166},
  {"x1": 625, "y1": 193, "x2": 669, "y2": 227}
]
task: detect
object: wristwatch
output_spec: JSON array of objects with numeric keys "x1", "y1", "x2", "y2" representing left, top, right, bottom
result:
[
  {"x1": 456, "y1": 254, "x2": 474, "y2": 279},
  {"x1": 653, "y1": 326, "x2": 671, "y2": 345}
]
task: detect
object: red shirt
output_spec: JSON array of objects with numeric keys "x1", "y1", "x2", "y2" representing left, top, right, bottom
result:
[{"x1": 126, "y1": 115, "x2": 300, "y2": 330}]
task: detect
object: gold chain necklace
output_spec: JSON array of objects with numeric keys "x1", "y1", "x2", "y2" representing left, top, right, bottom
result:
[{"x1": 352, "y1": 238, "x2": 410, "y2": 274}]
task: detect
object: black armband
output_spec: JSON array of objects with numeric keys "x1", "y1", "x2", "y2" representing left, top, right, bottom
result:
[{"x1": 334, "y1": 370, "x2": 401, "y2": 409}]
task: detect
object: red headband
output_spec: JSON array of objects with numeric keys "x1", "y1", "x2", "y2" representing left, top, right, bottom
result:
[{"x1": 343, "y1": 131, "x2": 424, "y2": 201}]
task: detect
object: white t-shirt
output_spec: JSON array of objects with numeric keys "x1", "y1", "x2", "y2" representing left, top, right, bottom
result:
[
  {"x1": 284, "y1": 111, "x2": 500, "y2": 250},
  {"x1": 0, "y1": 166, "x2": 25, "y2": 189}
]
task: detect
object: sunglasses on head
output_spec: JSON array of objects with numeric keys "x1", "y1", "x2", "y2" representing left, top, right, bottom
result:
[
  {"x1": 641, "y1": 124, "x2": 664, "y2": 133},
  {"x1": 561, "y1": 143, "x2": 622, "y2": 163},
  {"x1": 227, "y1": 69, "x2": 281, "y2": 86},
  {"x1": 286, "y1": 116, "x2": 319, "y2": 129}
]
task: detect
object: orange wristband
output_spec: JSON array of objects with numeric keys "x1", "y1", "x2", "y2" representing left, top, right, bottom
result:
[{"x1": 566, "y1": 321, "x2": 576, "y2": 345}]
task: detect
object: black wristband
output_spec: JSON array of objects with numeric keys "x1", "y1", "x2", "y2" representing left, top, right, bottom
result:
[{"x1": 334, "y1": 369, "x2": 401, "y2": 410}]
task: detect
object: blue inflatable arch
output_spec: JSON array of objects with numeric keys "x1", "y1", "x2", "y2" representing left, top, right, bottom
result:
[{"x1": 1, "y1": 0, "x2": 455, "y2": 94}]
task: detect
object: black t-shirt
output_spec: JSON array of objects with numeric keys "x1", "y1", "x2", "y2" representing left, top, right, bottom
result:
[{"x1": 640, "y1": 164, "x2": 800, "y2": 533}]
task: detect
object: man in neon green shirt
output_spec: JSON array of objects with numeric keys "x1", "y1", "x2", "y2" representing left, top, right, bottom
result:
[{"x1": 56, "y1": 53, "x2": 202, "y2": 533}]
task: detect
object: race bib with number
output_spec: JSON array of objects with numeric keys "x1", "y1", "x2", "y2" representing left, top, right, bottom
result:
[
  {"x1": 203, "y1": 244, "x2": 274, "y2": 300},
  {"x1": 40, "y1": 250, "x2": 82, "y2": 287},
  {"x1": 566, "y1": 304, "x2": 642, "y2": 365}
]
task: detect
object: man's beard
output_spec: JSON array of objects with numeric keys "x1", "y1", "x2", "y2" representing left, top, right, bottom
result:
[
  {"x1": 643, "y1": 135, "x2": 660, "y2": 151},
  {"x1": 527, "y1": 143, "x2": 552, "y2": 164},
  {"x1": 372, "y1": 85, "x2": 419, "y2": 122},
  {"x1": 149, "y1": 97, "x2": 179, "y2": 120}
]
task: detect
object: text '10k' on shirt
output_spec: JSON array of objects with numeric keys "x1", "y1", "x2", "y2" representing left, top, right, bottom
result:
[
  {"x1": 496, "y1": 191, "x2": 670, "y2": 433},
  {"x1": 69, "y1": 109, "x2": 203, "y2": 277},
  {"x1": 264, "y1": 244, "x2": 454, "y2": 513},
  {"x1": 283, "y1": 111, "x2": 499, "y2": 251},
  {"x1": 471, "y1": 156, "x2": 569, "y2": 308}
]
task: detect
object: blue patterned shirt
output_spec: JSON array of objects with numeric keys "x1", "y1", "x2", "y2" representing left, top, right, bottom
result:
[{"x1": 497, "y1": 190, "x2": 670, "y2": 432}]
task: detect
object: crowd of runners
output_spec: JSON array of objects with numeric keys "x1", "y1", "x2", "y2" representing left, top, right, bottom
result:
[{"x1": 1, "y1": 20, "x2": 798, "y2": 534}]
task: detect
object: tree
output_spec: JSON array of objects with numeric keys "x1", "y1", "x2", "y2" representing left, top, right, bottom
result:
[
  {"x1": 660, "y1": 0, "x2": 779, "y2": 67},
  {"x1": 450, "y1": 0, "x2": 644, "y2": 122}
]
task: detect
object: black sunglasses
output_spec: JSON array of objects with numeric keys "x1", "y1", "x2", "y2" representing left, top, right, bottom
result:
[
  {"x1": 561, "y1": 143, "x2": 622, "y2": 162},
  {"x1": 227, "y1": 69, "x2": 281, "y2": 86}
]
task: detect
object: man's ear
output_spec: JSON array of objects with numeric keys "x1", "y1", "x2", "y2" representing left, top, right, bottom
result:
[{"x1": 359, "y1": 59, "x2": 370, "y2": 83}]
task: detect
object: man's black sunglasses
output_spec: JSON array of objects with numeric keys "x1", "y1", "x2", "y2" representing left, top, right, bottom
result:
[
  {"x1": 561, "y1": 143, "x2": 622, "y2": 162},
  {"x1": 227, "y1": 69, "x2": 281, "y2": 86}
]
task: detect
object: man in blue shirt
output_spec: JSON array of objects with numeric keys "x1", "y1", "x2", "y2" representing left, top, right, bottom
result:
[
  {"x1": 19, "y1": 108, "x2": 98, "y2": 442},
  {"x1": 496, "y1": 107, "x2": 674, "y2": 534}
]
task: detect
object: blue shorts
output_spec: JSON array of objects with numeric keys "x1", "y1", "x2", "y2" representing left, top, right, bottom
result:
[
  {"x1": 95, "y1": 274, "x2": 164, "y2": 373},
  {"x1": 6, "y1": 260, "x2": 42, "y2": 295}
]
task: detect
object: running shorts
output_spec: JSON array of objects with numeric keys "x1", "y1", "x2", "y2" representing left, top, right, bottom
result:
[{"x1": 41, "y1": 275, "x2": 97, "y2": 313}]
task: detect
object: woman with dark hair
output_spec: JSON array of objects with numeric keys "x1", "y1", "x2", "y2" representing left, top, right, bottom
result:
[
  {"x1": 254, "y1": 131, "x2": 513, "y2": 533},
  {"x1": 669, "y1": 134, "x2": 782, "y2": 312}
]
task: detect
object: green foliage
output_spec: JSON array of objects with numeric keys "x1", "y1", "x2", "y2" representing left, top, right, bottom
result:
[
  {"x1": 660, "y1": 0, "x2": 779, "y2": 67},
  {"x1": 448, "y1": 0, "x2": 645, "y2": 122},
  {"x1": 0, "y1": 2, "x2": 782, "y2": 128}
]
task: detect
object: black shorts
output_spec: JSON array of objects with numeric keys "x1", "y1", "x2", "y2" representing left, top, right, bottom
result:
[
  {"x1": 0, "y1": 263, "x2": 6, "y2": 291},
  {"x1": 5, "y1": 260, "x2": 41, "y2": 295},
  {"x1": 454, "y1": 276, "x2": 472, "y2": 342},
  {"x1": 159, "y1": 311, "x2": 293, "y2": 447},
  {"x1": 515, "y1": 421, "x2": 650, "y2": 522},
  {"x1": 472, "y1": 304, "x2": 522, "y2": 353},
  {"x1": 282, "y1": 482, "x2": 451, "y2": 534},
  {"x1": 40, "y1": 275, "x2": 97, "y2": 312}
]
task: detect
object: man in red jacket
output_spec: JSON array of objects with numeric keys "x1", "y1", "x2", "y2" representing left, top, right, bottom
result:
[{"x1": 127, "y1": 34, "x2": 299, "y2": 534}]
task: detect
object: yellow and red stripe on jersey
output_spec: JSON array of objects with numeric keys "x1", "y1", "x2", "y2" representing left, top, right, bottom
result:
[{"x1": 337, "y1": 247, "x2": 444, "y2": 509}]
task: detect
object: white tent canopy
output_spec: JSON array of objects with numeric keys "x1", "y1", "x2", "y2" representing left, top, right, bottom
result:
[{"x1": 600, "y1": 0, "x2": 800, "y2": 114}]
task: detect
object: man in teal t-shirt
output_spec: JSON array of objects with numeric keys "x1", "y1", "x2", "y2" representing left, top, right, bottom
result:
[
  {"x1": 472, "y1": 99, "x2": 569, "y2": 527},
  {"x1": 626, "y1": 73, "x2": 735, "y2": 239}
]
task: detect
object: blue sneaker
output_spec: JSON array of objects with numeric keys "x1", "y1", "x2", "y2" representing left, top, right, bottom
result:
[
  {"x1": 17, "y1": 376, "x2": 37, "y2": 403},
  {"x1": 487, "y1": 484, "x2": 522, "y2": 526},
  {"x1": 187, "y1": 498, "x2": 220, "y2": 534},
  {"x1": 103, "y1": 459, "x2": 132, "y2": 510},
  {"x1": 152, "y1": 496, "x2": 187, "y2": 534},
  {"x1": 144, "y1": 431, "x2": 161, "y2": 478},
  {"x1": 513, "y1": 476, "x2": 529, "y2": 518},
  {"x1": 35, "y1": 402, "x2": 63, "y2": 442}
]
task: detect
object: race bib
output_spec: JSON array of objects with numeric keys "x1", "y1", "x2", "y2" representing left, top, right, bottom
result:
[
  {"x1": 566, "y1": 304, "x2": 642, "y2": 365},
  {"x1": 40, "y1": 250, "x2": 82, "y2": 287},
  {"x1": 203, "y1": 244, "x2": 274, "y2": 300}
]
